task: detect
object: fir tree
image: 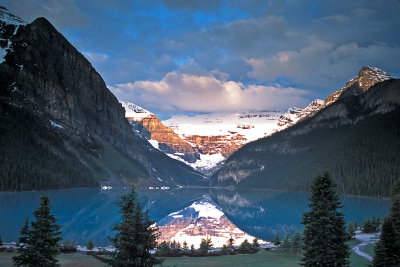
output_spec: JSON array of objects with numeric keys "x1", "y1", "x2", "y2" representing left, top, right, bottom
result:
[
  {"x1": 13, "y1": 196, "x2": 63, "y2": 267},
  {"x1": 252, "y1": 237, "x2": 260, "y2": 249},
  {"x1": 94, "y1": 187, "x2": 161, "y2": 266},
  {"x1": 292, "y1": 230, "x2": 302, "y2": 252},
  {"x1": 346, "y1": 222, "x2": 356, "y2": 240},
  {"x1": 182, "y1": 241, "x2": 189, "y2": 252},
  {"x1": 301, "y1": 172, "x2": 350, "y2": 266},
  {"x1": 280, "y1": 233, "x2": 291, "y2": 250},
  {"x1": 227, "y1": 237, "x2": 234, "y2": 250},
  {"x1": 273, "y1": 233, "x2": 281, "y2": 246},
  {"x1": 190, "y1": 244, "x2": 195, "y2": 254},
  {"x1": 373, "y1": 193, "x2": 400, "y2": 266},
  {"x1": 156, "y1": 241, "x2": 170, "y2": 256},
  {"x1": 87, "y1": 238, "x2": 94, "y2": 250},
  {"x1": 199, "y1": 237, "x2": 213, "y2": 253},
  {"x1": 239, "y1": 239, "x2": 252, "y2": 251},
  {"x1": 221, "y1": 244, "x2": 230, "y2": 255}
]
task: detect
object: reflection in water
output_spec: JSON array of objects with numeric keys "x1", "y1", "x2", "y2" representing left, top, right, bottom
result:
[
  {"x1": 156, "y1": 195, "x2": 266, "y2": 248},
  {"x1": 0, "y1": 188, "x2": 391, "y2": 247},
  {"x1": 211, "y1": 189, "x2": 391, "y2": 242}
]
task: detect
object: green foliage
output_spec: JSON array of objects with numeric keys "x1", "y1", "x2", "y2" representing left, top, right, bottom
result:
[
  {"x1": 182, "y1": 241, "x2": 189, "y2": 252},
  {"x1": 0, "y1": 103, "x2": 98, "y2": 191},
  {"x1": 156, "y1": 241, "x2": 171, "y2": 257},
  {"x1": 373, "y1": 193, "x2": 400, "y2": 266},
  {"x1": 215, "y1": 109, "x2": 400, "y2": 197},
  {"x1": 252, "y1": 237, "x2": 260, "y2": 249},
  {"x1": 391, "y1": 179, "x2": 400, "y2": 198},
  {"x1": 220, "y1": 245, "x2": 230, "y2": 255},
  {"x1": 280, "y1": 234, "x2": 291, "y2": 250},
  {"x1": 239, "y1": 239, "x2": 252, "y2": 251},
  {"x1": 273, "y1": 233, "x2": 281, "y2": 246},
  {"x1": 93, "y1": 188, "x2": 161, "y2": 266},
  {"x1": 291, "y1": 231, "x2": 302, "y2": 252},
  {"x1": 301, "y1": 173, "x2": 350, "y2": 266},
  {"x1": 13, "y1": 195, "x2": 63, "y2": 267},
  {"x1": 362, "y1": 216, "x2": 380, "y2": 233},
  {"x1": 346, "y1": 222, "x2": 356, "y2": 240},
  {"x1": 227, "y1": 237, "x2": 234, "y2": 250},
  {"x1": 199, "y1": 237, "x2": 213, "y2": 253},
  {"x1": 87, "y1": 239, "x2": 94, "y2": 250}
]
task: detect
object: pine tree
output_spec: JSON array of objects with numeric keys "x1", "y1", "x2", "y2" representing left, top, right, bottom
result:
[
  {"x1": 346, "y1": 222, "x2": 355, "y2": 240},
  {"x1": 13, "y1": 217, "x2": 31, "y2": 266},
  {"x1": 227, "y1": 236, "x2": 234, "y2": 250},
  {"x1": 87, "y1": 238, "x2": 94, "y2": 250},
  {"x1": 301, "y1": 172, "x2": 350, "y2": 266},
  {"x1": 93, "y1": 187, "x2": 161, "y2": 266},
  {"x1": 239, "y1": 239, "x2": 252, "y2": 252},
  {"x1": 13, "y1": 196, "x2": 63, "y2": 267},
  {"x1": 220, "y1": 244, "x2": 230, "y2": 255},
  {"x1": 280, "y1": 233, "x2": 291, "y2": 250},
  {"x1": 273, "y1": 233, "x2": 281, "y2": 246},
  {"x1": 252, "y1": 237, "x2": 260, "y2": 249},
  {"x1": 182, "y1": 241, "x2": 189, "y2": 252},
  {"x1": 199, "y1": 237, "x2": 213, "y2": 253},
  {"x1": 373, "y1": 193, "x2": 400, "y2": 266},
  {"x1": 292, "y1": 230, "x2": 302, "y2": 252}
]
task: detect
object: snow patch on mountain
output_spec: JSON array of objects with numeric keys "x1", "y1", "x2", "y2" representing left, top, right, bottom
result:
[{"x1": 120, "y1": 100, "x2": 153, "y2": 120}]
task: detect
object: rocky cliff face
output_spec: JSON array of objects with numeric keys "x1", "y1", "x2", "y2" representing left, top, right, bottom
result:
[
  {"x1": 211, "y1": 67, "x2": 400, "y2": 196},
  {"x1": 0, "y1": 8, "x2": 206, "y2": 190}
]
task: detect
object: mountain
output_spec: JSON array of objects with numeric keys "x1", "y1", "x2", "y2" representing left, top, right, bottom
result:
[
  {"x1": 121, "y1": 101, "x2": 200, "y2": 164},
  {"x1": 211, "y1": 66, "x2": 400, "y2": 197},
  {"x1": 0, "y1": 7, "x2": 206, "y2": 191},
  {"x1": 156, "y1": 196, "x2": 267, "y2": 248}
]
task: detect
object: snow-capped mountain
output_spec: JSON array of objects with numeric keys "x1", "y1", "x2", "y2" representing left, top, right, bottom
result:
[
  {"x1": 122, "y1": 99, "x2": 325, "y2": 175},
  {"x1": 163, "y1": 100, "x2": 324, "y2": 173},
  {"x1": 156, "y1": 197, "x2": 268, "y2": 248}
]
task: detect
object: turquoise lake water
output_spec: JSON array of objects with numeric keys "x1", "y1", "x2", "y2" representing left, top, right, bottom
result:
[{"x1": 0, "y1": 188, "x2": 391, "y2": 246}]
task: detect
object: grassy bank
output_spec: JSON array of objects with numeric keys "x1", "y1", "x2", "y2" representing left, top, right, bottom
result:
[{"x1": 0, "y1": 247, "x2": 370, "y2": 267}]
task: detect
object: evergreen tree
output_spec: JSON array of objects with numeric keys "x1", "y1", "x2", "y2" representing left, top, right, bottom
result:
[
  {"x1": 87, "y1": 238, "x2": 94, "y2": 250},
  {"x1": 94, "y1": 188, "x2": 161, "y2": 266},
  {"x1": 280, "y1": 233, "x2": 291, "y2": 250},
  {"x1": 182, "y1": 241, "x2": 189, "y2": 252},
  {"x1": 190, "y1": 244, "x2": 195, "y2": 254},
  {"x1": 252, "y1": 237, "x2": 260, "y2": 249},
  {"x1": 273, "y1": 233, "x2": 281, "y2": 246},
  {"x1": 220, "y1": 244, "x2": 230, "y2": 255},
  {"x1": 0, "y1": 233, "x2": 2, "y2": 246},
  {"x1": 13, "y1": 196, "x2": 63, "y2": 267},
  {"x1": 199, "y1": 237, "x2": 213, "y2": 253},
  {"x1": 156, "y1": 241, "x2": 170, "y2": 256},
  {"x1": 373, "y1": 194, "x2": 400, "y2": 266},
  {"x1": 301, "y1": 172, "x2": 349, "y2": 266},
  {"x1": 292, "y1": 230, "x2": 302, "y2": 252},
  {"x1": 227, "y1": 237, "x2": 235, "y2": 250},
  {"x1": 346, "y1": 222, "x2": 356, "y2": 240},
  {"x1": 239, "y1": 239, "x2": 252, "y2": 251},
  {"x1": 13, "y1": 217, "x2": 31, "y2": 266}
]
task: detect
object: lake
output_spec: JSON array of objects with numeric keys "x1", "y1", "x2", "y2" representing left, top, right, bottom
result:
[{"x1": 0, "y1": 188, "x2": 391, "y2": 247}]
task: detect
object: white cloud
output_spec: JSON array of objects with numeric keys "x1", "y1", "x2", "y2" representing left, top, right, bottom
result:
[{"x1": 109, "y1": 72, "x2": 310, "y2": 113}]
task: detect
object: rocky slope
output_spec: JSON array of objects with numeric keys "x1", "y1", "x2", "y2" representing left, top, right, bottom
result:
[
  {"x1": 0, "y1": 7, "x2": 206, "y2": 191},
  {"x1": 211, "y1": 66, "x2": 399, "y2": 197},
  {"x1": 122, "y1": 101, "x2": 200, "y2": 163}
]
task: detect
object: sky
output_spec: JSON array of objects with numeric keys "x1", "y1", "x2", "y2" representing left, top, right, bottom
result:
[{"x1": 4, "y1": 0, "x2": 400, "y2": 119}]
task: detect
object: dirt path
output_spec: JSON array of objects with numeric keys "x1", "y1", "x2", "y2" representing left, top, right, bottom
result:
[{"x1": 351, "y1": 231, "x2": 380, "y2": 262}]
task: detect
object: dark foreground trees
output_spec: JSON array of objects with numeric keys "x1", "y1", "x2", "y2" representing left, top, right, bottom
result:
[
  {"x1": 13, "y1": 195, "x2": 63, "y2": 267},
  {"x1": 301, "y1": 172, "x2": 349, "y2": 266},
  {"x1": 94, "y1": 187, "x2": 161, "y2": 266},
  {"x1": 373, "y1": 182, "x2": 400, "y2": 266}
]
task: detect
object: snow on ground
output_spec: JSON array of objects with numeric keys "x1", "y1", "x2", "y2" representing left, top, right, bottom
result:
[
  {"x1": 163, "y1": 111, "x2": 285, "y2": 143},
  {"x1": 351, "y1": 231, "x2": 380, "y2": 262}
]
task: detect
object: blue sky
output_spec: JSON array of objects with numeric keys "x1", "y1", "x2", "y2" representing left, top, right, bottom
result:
[{"x1": 5, "y1": 0, "x2": 400, "y2": 119}]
